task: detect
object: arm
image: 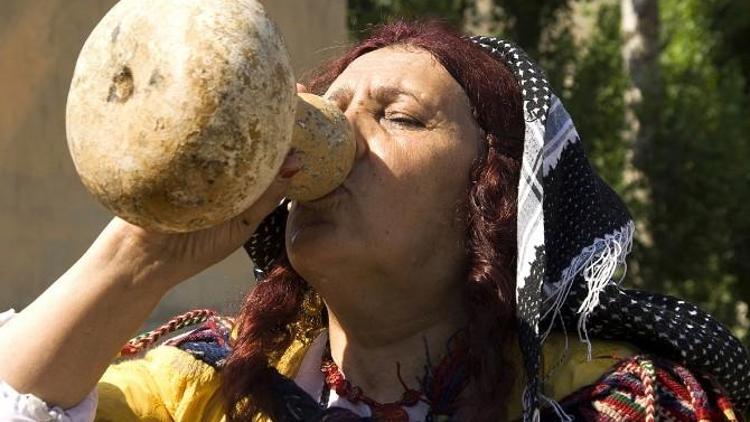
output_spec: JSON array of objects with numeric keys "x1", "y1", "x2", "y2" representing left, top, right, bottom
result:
[{"x1": 0, "y1": 154, "x2": 300, "y2": 410}]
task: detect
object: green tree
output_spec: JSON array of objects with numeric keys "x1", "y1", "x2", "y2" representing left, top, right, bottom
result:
[
  {"x1": 565, "y1": 3, "x2": 628, "y2": 192},
  {"x1": 347, "y1": 0, "x2": 467, "y2": 39},
  {"x1": 637, "y1": 0, "x2": 750, "y2": 340}
]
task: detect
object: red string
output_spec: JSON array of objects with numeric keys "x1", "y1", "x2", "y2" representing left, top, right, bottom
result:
[{"x1": 119, "y1": 309, "x2": 217, "y2": 357}]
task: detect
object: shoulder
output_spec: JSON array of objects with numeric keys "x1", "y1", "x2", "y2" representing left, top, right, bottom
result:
[
  {"x1": 119, "y1": 310, "x2": 234, "y2": 369},
  {"x1": 549, "y1": 354, "x2": 740, "y2": 421},
  {"x1": 163, "y1": 314, "x2": 235, "y2": 369},
  {"x1": 97, "y1": 312, "x2": 234, "y2": 421}
]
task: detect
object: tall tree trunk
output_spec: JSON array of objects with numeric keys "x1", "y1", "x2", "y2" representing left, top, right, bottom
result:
[
  {"x1": 463, "y1": 0, "x2": 497, "y2": 35},
  {"x1": 621, "y1": 0, "x2": 661, "y2": 154},
  {"x1": 621, "y1": 0, "x2": 661, "y2": 271}
]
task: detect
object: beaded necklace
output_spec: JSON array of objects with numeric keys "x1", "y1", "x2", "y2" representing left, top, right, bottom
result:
[{"x1": 318, "y1": 334, "x2": 470, "y2": 421}]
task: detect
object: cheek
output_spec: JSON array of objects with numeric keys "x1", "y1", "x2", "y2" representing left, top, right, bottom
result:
[
  {"x1": 397, "y1": 139, "x2": 475, "y2": 207},
  {"x1": 366, "y1": 138, "x2": 474, "y2": 240}
]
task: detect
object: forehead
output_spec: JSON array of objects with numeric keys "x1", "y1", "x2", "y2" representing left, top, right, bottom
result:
[{"x1": 326, "y1": 47, "x2": 467, "y2": 105}]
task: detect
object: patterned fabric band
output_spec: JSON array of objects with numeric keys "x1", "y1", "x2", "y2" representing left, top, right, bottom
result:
[{"x1": 244, "y1": 35, "x2": 750, "y2": 420}]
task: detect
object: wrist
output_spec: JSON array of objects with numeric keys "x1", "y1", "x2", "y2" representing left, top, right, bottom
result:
[{"x1": 84, "y1": 218, "x2": 182, "y2": 293}]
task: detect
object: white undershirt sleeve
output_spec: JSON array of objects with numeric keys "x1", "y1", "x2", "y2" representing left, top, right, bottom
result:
[{"x1": 0, "y1": 309, "x2": 98, "y2": 422}]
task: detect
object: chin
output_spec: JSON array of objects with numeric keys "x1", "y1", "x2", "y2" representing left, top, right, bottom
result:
[
  {"x1": 286, "y1": 237, "x2": 349, "y2": 283},
  {"x1": 286, "y1": 211, "x2": 341, "y2": 273}
]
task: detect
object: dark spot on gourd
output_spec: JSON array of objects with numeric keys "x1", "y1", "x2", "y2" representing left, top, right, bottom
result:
[
  {"x1": 111, "y1": 24, "x2": 120, "y2": 43},
  {"x1": 153, "y1": 118, "x2": 165, "y2": 131},
  {"x1": 201, "y1": 160, "x2": 228, "y2": 183},
  {"x1": 248, "y1": 121, "x2": 261, "y2": 141},
  {"x1": 149, "y1": 69, "x2": 164, "y2": 87},
  {"x1": 271, "y1": 63, "x2": 288, "y2": 95},
  {"x1": 107, "y1": 66, "x2": 134, "y2": 103}
]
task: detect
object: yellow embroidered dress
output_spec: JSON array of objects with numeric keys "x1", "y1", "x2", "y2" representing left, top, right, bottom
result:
[{"x1": 96, "y1": 325, "x2": 637, "y2": 421}]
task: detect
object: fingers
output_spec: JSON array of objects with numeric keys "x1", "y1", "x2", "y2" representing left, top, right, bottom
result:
[
  {"x1": 296, "y1": 83, "x2": 308, "y2": 93},
  {"x1": 278, "y1": 150, "x2": 303, "y2": 178},
  {"x1": 235, "y1": 152, "x2": 302, "y2": 229}
]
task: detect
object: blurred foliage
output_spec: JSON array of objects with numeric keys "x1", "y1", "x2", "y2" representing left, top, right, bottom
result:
[
  {"x1": 709, "y1": 0, "x2": 750, "y2": 96},
  {"x1": 347, "y1": 0, "x2": 468, "y2": 38},
  {"x1": 348, "y1": 0, "x2": 750, "y2": 344},
  {"x1": 556, "y1": 3, "x2": 628, "y2": 193},
  {"x1": 640, "y1": 0, "x2": 750, "y2": 338}
]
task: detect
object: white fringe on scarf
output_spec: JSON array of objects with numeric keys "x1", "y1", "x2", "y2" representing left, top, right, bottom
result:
[{"x1": 541, "y1": 220, "x2": 635, "y2": 359}]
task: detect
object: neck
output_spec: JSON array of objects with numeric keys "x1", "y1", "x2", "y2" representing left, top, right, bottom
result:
[{"x1": 324, "y1": 287, "x2": 468, "y2": 403}]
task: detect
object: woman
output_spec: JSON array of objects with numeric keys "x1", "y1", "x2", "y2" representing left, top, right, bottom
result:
[{"x1": 0, "y1": 20, "x2": 747, "y2": 421}]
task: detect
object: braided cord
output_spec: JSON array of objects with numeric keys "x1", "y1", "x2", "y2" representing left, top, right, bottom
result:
[
  {"x1": 120, "y1": 309, "x2": 218, "y2": 356},
  {"x1": 636, "y1": 358, "x2": 656, "y2": 422}
]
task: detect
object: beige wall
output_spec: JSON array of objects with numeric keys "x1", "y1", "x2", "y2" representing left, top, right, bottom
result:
[{"x1": 0, "y1": 0, "x2": 348, "y2": 325}]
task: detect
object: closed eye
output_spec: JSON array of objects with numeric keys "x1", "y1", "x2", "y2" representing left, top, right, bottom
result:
[{"x1": 382, "y1": 112, "x2": 425, "y2": 129}]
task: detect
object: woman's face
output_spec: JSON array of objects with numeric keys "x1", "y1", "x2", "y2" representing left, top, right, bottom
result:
[{"x1": 286, "y1": 47, "x2": 482, "y2": 294}]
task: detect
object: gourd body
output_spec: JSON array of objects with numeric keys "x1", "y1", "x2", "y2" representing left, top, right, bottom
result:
[{"x1": 67, "y1": 0, "x2": 296, "y2": 232}]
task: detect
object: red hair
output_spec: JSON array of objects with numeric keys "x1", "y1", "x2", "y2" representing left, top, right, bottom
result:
[{"x1": 223, "y1": 20, "x2": 524, "y2": 421}]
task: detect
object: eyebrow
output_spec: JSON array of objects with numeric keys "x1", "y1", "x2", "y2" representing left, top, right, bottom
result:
[
  {"x1": 326, "y1": 86, "x2": 424, "y2": 110},
  {"x1": 372, "y1": 86, "x2": 423, "y2": 106}
]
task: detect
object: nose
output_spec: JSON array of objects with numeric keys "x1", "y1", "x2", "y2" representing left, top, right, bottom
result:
[{"x1": 343, "y1": 107, "x2": 368, "y2": 162}]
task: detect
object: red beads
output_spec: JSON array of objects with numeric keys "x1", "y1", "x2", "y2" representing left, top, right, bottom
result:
[
  {"x1": 371, "y1": 404, "x2": 410, "y2": 422},
  {"x1": 320, "y1": 357, "x2": 423, "y2": 422}
]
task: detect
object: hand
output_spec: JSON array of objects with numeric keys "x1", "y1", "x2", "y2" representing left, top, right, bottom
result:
[
  {"x1": 107, "y1": 151, "x2": 302, "y2": 287},
  {"x1": 109, "y1": 84, "x2": 311, "y2": 287}
]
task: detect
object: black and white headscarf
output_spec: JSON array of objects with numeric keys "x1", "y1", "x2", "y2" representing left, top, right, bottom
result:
[{"x1": 245, "y1": 37, "x2": 750, "y2": 420}]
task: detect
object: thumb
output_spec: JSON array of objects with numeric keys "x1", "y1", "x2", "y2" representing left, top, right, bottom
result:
[{"x1": 235, "y1": 152, "x2": 302, "y2": 229}]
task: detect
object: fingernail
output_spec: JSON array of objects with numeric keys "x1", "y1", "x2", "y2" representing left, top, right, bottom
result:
[
  {"x1": 280, "y1": 150, "x2": 303, "y2": 179},
  {"x1": 280, "y1": 167, "x2": 300, "y2": 179}
]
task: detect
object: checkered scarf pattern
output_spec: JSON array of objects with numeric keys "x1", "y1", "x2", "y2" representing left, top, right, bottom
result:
[{"x1": 244, "y1": 36, "x2": 750, "y2": 420}]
